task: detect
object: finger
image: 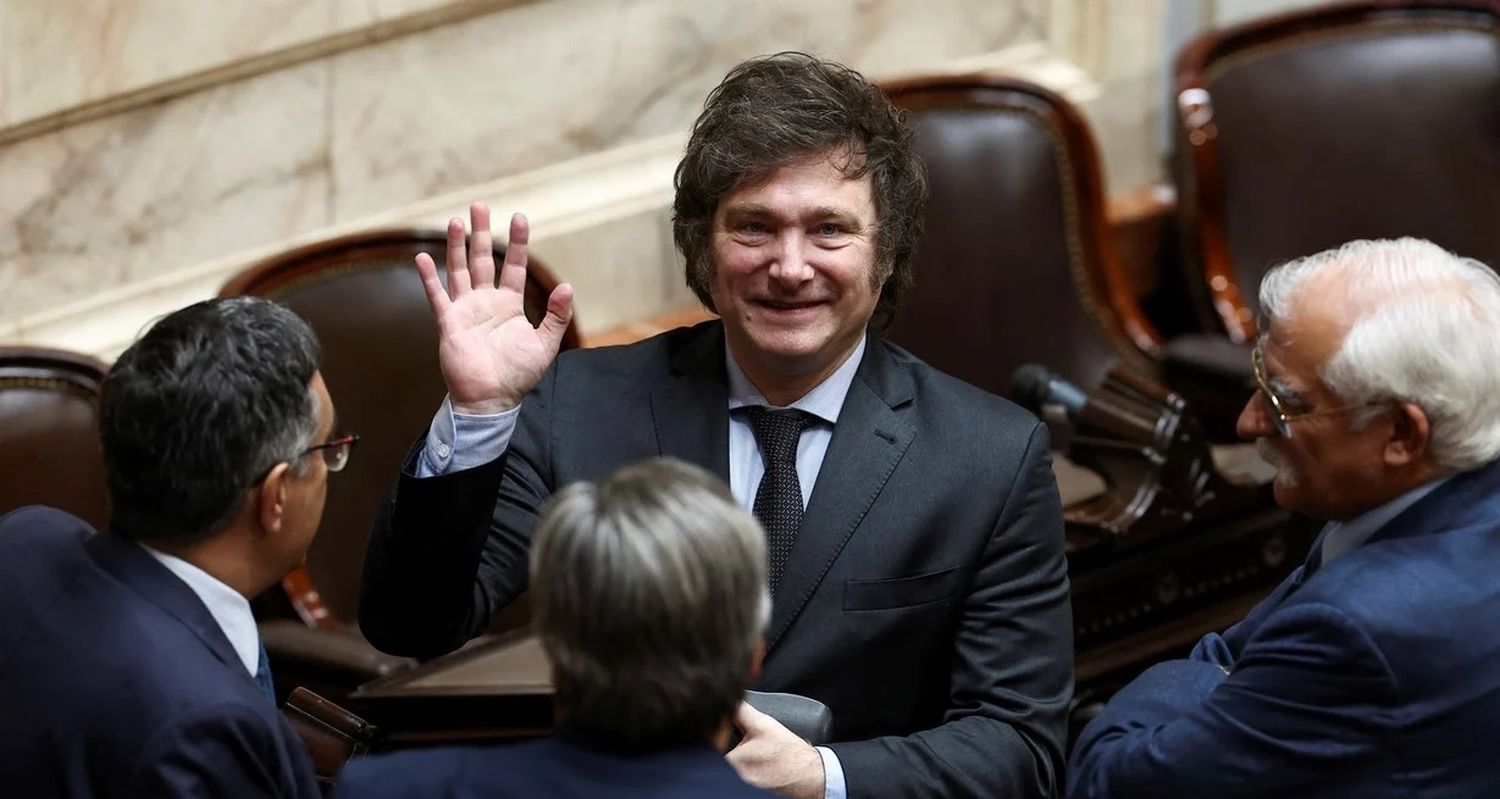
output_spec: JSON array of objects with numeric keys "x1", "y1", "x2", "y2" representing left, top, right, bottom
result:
[
  {"x1": 468, "y1": 201, "x2": 497, "y2": 289},
  {"x1": 497, "y1": 213, "x2": 530, "y2": 295},
  {"x1": 414, "y1": 252, "x2": 451, "y2": 318},
  {"x1": 733, "y1": 700, "x2": 768, "y2": 734},
  {"x1": 538, "y1": 282, "x2": 575, "y2": 352},
  {"x1": 445, "y1": 217, "x2": 472, "y2": 297}
]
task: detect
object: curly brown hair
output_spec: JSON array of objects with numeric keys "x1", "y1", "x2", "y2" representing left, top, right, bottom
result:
[{"x1": 672, "y1": 52, "x2": 928, "y2": 329}]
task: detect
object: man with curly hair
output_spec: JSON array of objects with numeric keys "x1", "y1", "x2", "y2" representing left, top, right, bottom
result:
[{"x1": 362, "y1": 53, "x2": 1071, "y2": 799}]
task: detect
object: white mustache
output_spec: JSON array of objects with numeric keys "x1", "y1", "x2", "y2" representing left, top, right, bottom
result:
[{"x1": 1256, "y1": 439, "x2": 1298, "y2": 488}]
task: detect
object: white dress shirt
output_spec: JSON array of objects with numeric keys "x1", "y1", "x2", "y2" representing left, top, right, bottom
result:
[
  {"x1": 415, "y1": 336, "x2": 869, "y2": 799},
  {"x1": 142, "y1": 545, "x2": 261, "y2": 677}
]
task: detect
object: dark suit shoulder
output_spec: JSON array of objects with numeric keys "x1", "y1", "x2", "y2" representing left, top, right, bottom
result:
[
  {"x1": 334, "y1": 738, "x2": 772, "y2": 799},
  {"x1": 871, "y1": 336, "x2": 1039, "y2": 424},
  {"x1": 553, "y1": 321, "x2": 719, "y2": 379},
  {"x1": 869, "y1": 336, "x2": 1046, "y2": 471}
]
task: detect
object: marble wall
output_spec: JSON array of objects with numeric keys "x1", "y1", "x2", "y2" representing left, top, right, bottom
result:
[
  {"x1": 0, "y1": 0, "x2": 1332, "y2": 352},
  {"x1": 0, "y1": 0, "x2": 1050, "y2": 330},
  {"x1": 0, "y1": 0, "x2": 481, "y2": 130}
]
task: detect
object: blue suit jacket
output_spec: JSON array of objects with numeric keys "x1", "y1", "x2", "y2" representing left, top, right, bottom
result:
[
  {"x1": 333, "y1": 735, "x2": 775, "y2": 799},
  {"x1": 0, "y1": 507, "x2": 318, "y2": 798},
  {"x1": 1068, "y1": 458, "x2": 1500, "y2": 798}
]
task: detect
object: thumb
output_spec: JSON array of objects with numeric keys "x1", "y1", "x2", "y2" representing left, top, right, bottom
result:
[
  {"x1": 538, "y1": 282, "x2": 574, "y2": 348},
  {"x1": 734, "y1": 700, "x2": 771, "y2": 734}
]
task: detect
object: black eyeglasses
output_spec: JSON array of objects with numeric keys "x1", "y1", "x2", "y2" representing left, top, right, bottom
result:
[{"x1": 300, "y1": 433, "x2": 359, "y2": 473}]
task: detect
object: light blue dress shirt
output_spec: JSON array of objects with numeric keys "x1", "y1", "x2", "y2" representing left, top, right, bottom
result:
[
  {"x1": 142, "y1": 545, "x2": 261, "y2": 677},
  {"x1": 415, "y1": 336, "x2": 868, "y2": 799},
  {"x1": 1319, "y1": 474, "x2": 1453, "y2": 564}
]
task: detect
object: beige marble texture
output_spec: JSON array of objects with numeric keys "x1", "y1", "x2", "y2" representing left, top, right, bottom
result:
[
  {"x1": 1, "y1": 0, "x2": 1185, "y2": 354},
  {"x1": 3, "y1": 0, "x2": 331, "y2": 125},
  {"x1": 326, "y1": 0, "x2": 1049, "y2": 221},
  {"x1": 0, "y1": 62, "x2": 332, "y2": 323},
  {"x1": 0, "y1": 0, "x2": 474, "y2": 130},
  {"x1": 1215, "y1": 0, "x2": 1328, "y2": 28}
]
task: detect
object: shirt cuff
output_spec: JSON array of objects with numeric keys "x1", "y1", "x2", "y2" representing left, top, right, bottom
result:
[
  {"x1": 816, "y1": 746, "x2": 846, "y2": 799},
  {"x1": 414, "y1": 395, "x2": 520, "y2": 477}
]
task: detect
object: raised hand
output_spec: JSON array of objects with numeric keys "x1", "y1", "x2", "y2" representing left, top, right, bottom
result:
[{"x1": 415, "y1": 202, "x2": 574, "y2": 415}]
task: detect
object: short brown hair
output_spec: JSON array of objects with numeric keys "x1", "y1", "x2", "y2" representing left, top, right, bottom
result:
[
  {"x1": 672, "y1": 52, "x2": 927, "y2": 328},
  {"x1": 531, "y1": 458, "x2": 769, "y2": 752}
]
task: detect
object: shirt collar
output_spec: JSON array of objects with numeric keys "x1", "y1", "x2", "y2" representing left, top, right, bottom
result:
[
  {"x1": 725, "y1": 336, "x2": 867, "y2": 424},
  {"x1": 1321, "y1": 474, "x2": 1454, "y2": 564},
  {"x1": 141, "y1": 545, "x2": 261, "y2": 677}
]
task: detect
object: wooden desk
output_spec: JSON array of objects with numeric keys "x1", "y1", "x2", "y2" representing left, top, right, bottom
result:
[{"x1": 350, "y1": 629, "x2": 554, "y2": 747}]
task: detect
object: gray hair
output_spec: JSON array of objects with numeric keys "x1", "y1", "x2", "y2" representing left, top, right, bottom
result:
[
  {"x1": 530, "y1": 458, "x2": 770, "y2": 752},
  {"x1": 1260, "y1": 238, "x2": 1500, "y2": 470}
]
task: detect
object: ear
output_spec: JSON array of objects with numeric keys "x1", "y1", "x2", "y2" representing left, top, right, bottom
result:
[
  {"x1": 1384, "y1": 401, "x2": 1431, "y2": 468},
  {"x1": 256, "y1": 462, "x2": 292, "y2": 536}
]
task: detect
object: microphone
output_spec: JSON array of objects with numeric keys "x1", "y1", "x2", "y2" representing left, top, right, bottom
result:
[{"x1": 1010, "y1": 364, "x2": 1088, "y2": 417}]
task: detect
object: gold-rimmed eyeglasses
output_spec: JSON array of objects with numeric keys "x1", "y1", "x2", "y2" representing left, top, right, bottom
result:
[{"x1": 1250, "y1": 345, "x2": 1379, "y2": 438}]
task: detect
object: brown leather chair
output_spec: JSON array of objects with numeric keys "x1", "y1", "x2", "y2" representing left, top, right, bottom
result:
[
  {"x1": 221, "y1": 229, "x2": 579, "y2": 699},
  {"x1": 880, "y1": 74, "x2": 1162, "y2": 400},
  {"x1": 1174, "y1": 0, "x2": 1500, "y2": 342},
  {"x1": 0, "y1": 348, "x2": 109, "y2": 529}
]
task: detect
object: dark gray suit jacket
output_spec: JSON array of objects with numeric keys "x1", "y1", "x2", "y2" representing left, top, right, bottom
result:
[{"x1": 361, "y1": 322, "x2": 1072, "y2": 798}]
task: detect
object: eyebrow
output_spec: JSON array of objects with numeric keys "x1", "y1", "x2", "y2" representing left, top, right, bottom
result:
[
  {"x1": 721, "y1": 203, "x2": 865, "y2": 231},
  {"x1": 1255, "y1": 337, "x2": 1307, "y2": 404}
]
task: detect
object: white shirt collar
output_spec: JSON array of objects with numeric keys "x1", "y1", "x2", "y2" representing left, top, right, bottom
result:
[
  {"x1": 725, "y1": 335, "x2": 867, "y2": 423},
  {"x1": 141, "y1": 545, "x2": 261, "y2": 677},
  {"x1": 1321, "y1": 474, "x2": 1454, "y2": 564}
]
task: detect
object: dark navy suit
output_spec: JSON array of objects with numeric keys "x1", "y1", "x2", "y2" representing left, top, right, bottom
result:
[
  {"x1": 0, "y1": 507, "x2": 318, "y2": 798},
  {"x1": 333, "y1": 736, "x2": 774, "y2": 799},
  {"x1": 1068, "y1": 458, "x2": 1500, "y2": 798}
]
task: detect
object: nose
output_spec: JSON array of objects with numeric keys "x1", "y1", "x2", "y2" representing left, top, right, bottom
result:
[
  {"x1": 767, "y1": 232, "x2": 814, "y2": 289},
  {"x1": 1236, "y1": 391, "x2": 1273, "y2": 441}
]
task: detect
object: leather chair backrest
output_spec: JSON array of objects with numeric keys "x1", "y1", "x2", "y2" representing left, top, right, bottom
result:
[
  {"x1": 1175, "y1": 1, "x2": 1500, "y2": 340},
  {"x1": 221, "y1": 231, "x2": 578, "y2": 624},
  {"x1": 0, "y1": 348, "x2": 109, "y2": 529},
  {"x1": 882, "y1": 76, "x2": 1156, "y2": 399}
]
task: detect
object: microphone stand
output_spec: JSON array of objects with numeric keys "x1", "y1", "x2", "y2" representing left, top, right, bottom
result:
[{"x1": 1063, "y1": 366, "x2": 1267, "y2": 550}]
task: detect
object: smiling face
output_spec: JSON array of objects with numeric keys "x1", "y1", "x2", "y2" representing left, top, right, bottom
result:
[{"x1": 708, "y1": 154, "x2": 882, "y2": 403}]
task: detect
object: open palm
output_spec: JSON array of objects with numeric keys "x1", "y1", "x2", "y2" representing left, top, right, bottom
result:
[{"x1": 416, "y1": 203, "x2": 574, "y2": 414}]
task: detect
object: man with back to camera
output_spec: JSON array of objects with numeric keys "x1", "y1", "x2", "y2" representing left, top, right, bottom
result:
[
  {"x1": 1067, "y1": 238, "x2": 1500, "y2": 798},
  {"x1": 358, "y1": 52, "x2": 1072, "y2": 798},
  {"x1": 0, "y1": 297, "x2": 352, "y2": 798},
  {"x1": 335, "y1": 458, "x2": 776, "y2": 798}
]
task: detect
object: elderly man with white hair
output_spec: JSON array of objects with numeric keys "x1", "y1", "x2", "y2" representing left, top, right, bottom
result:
[{"x1": 1068, "y1": 238, "x2": 1500, "y2": 799}]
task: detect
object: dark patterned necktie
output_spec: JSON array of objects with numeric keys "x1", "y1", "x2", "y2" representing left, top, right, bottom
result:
[
  {"x1": 255, "y1": 641, "x2": 277, "y2": 704},
  {"x1": 748, "y1": 408, "x2": 812, "y2": 594}
]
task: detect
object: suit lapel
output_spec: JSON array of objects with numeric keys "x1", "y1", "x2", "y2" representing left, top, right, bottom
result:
[
  {"x1": 765, "y1": 337, "x2": 916, "y2": 652},
  {"x1": 86, "y1": 531, "x2": 244, "y2": 673},
  {"x1": 650, "y1": 322, "x2": 732, "y2": 483}
]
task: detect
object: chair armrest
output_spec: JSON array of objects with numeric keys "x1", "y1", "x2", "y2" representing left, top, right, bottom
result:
[
  {"x1": 1158, "y1": 334, "x2": 1254, "y2": 441},
  {"x1": 1160, "y1": 334, "x2": 1253, "y2": 385},
  {"x1": 260, "y1": 619, "x2": 418, "y2": 683},
  {"x1": 281, "y1": 687, "x2": 381, "y2": 784},
  {"x1": 746, "y1": 690, "x2": 834, "y2": 745}
]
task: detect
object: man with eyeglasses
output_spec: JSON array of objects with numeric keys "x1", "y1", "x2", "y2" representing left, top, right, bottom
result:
[
  {"x1": 0, "y1": 297, "x2": 353, "y2": 798},
  {"x1": 1068, "y1": 238, "x2": 1500, "y2": 798}
]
